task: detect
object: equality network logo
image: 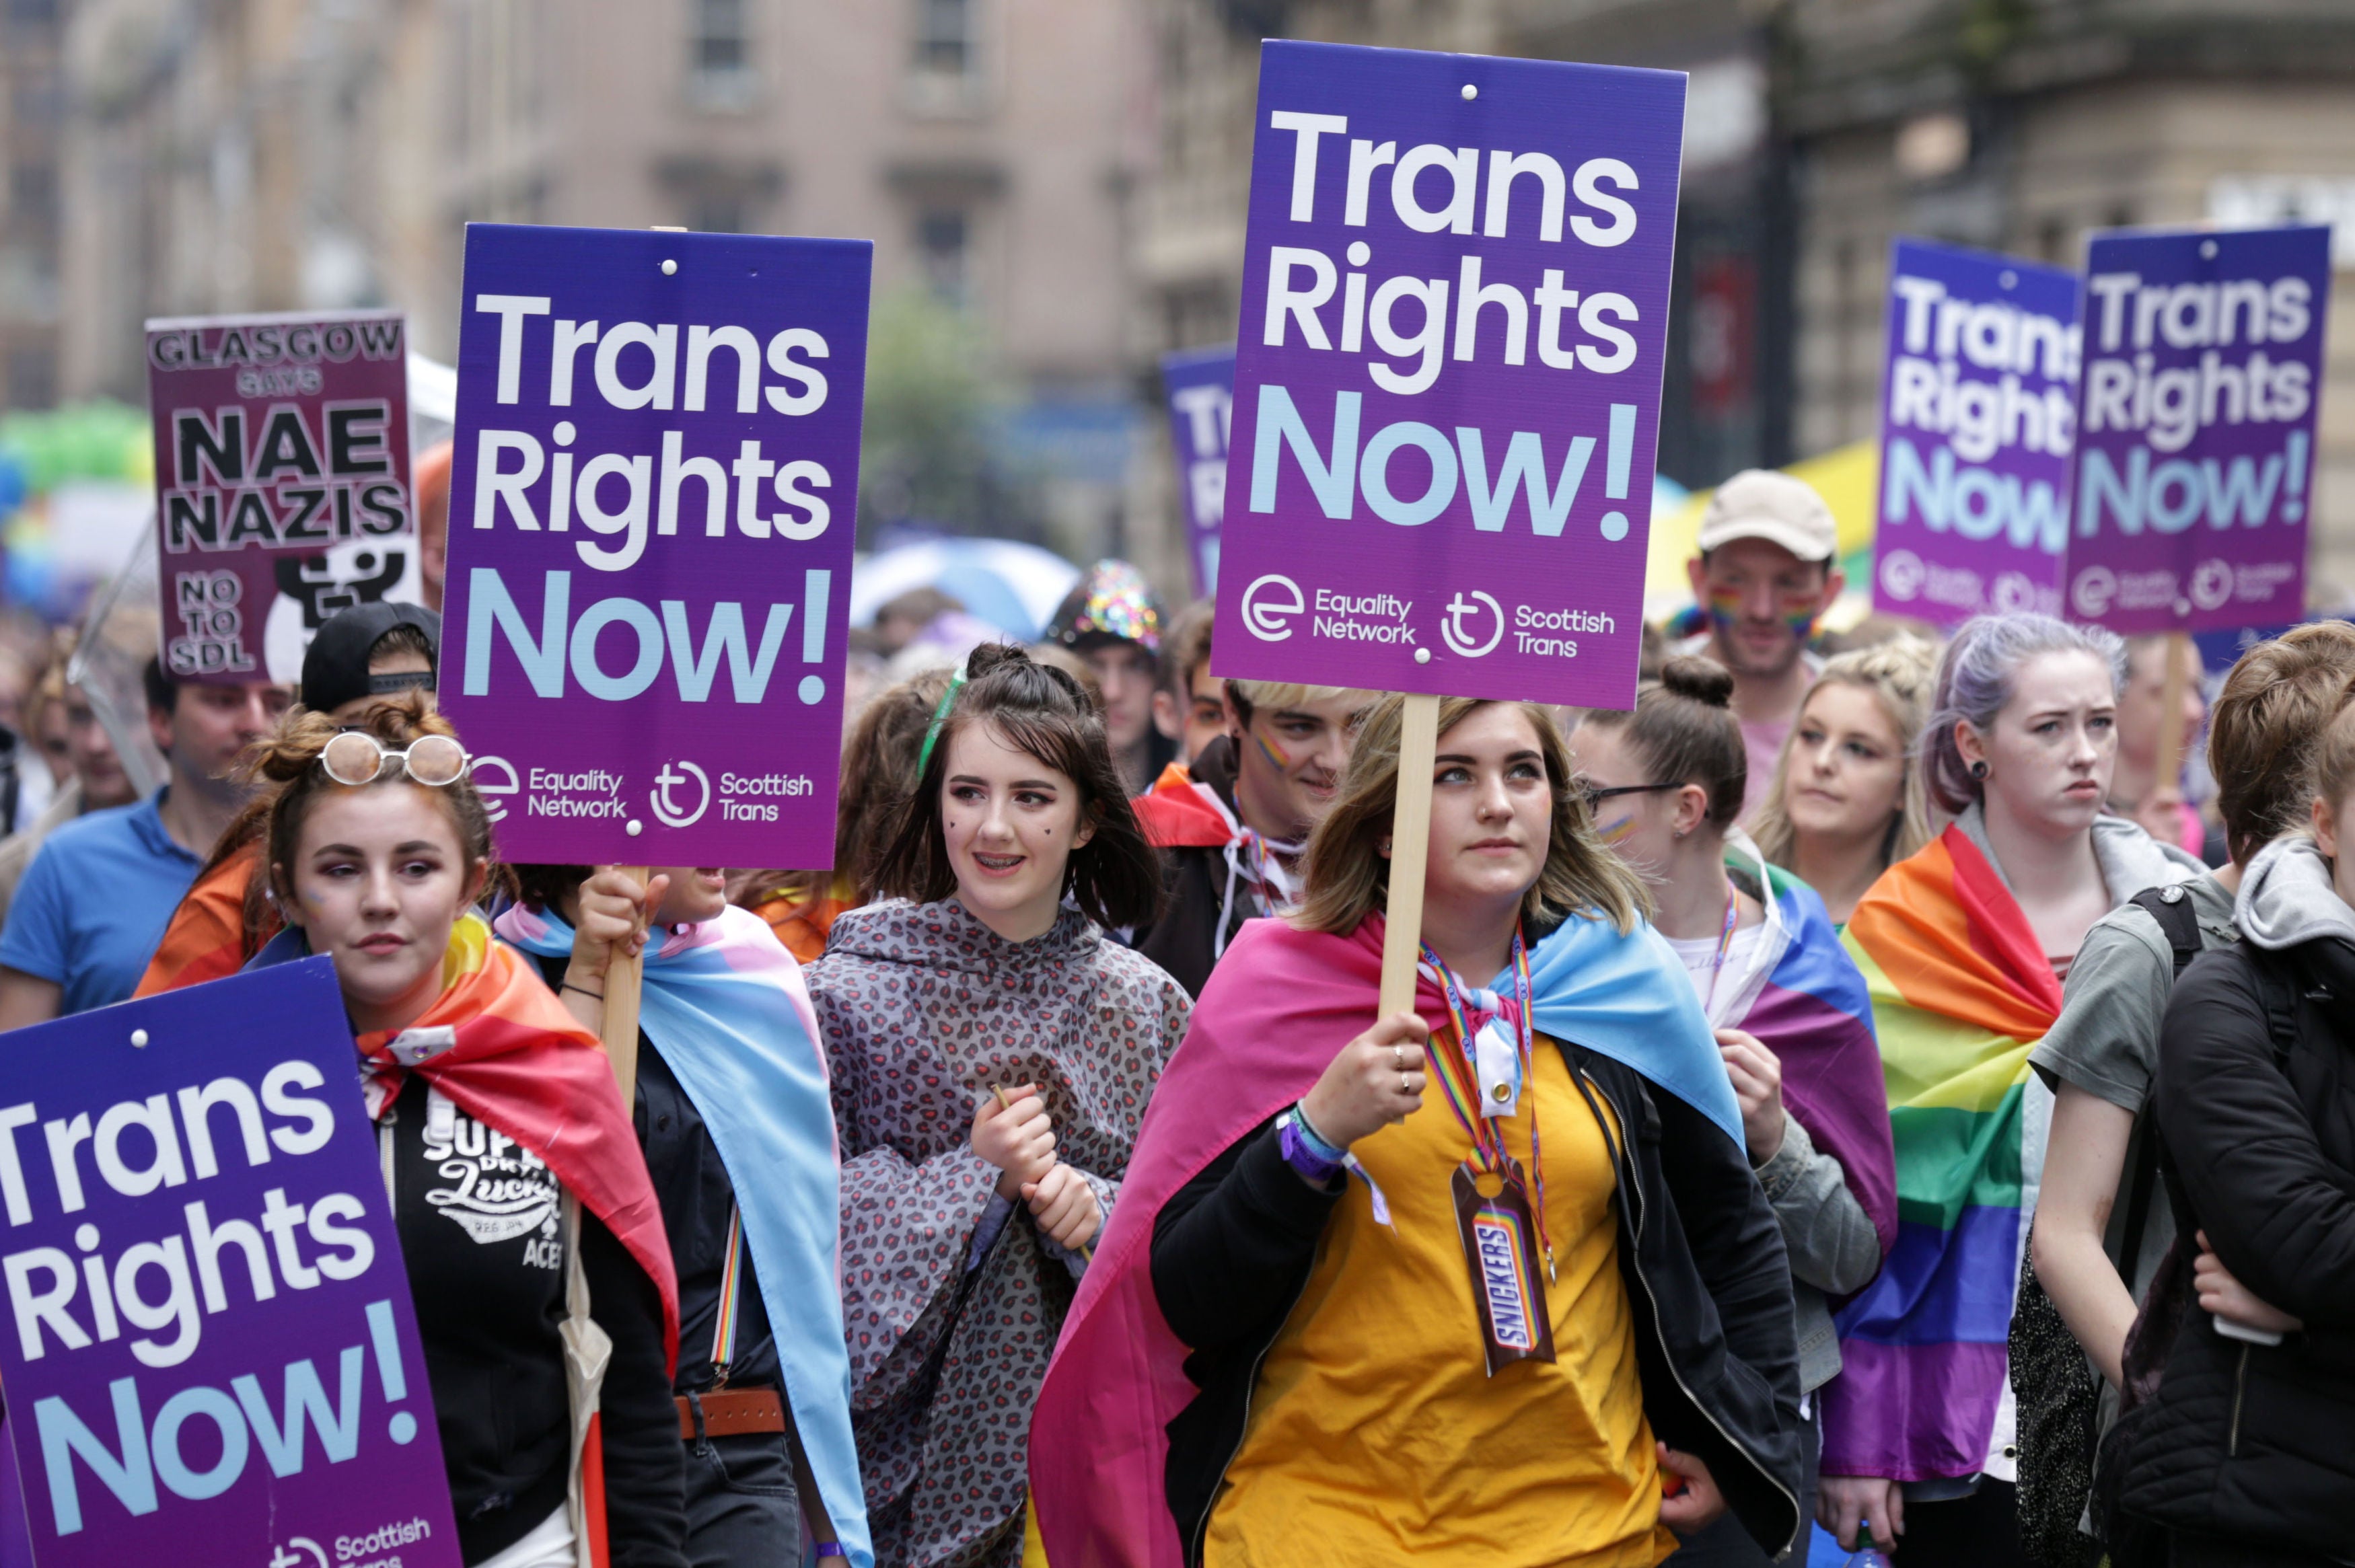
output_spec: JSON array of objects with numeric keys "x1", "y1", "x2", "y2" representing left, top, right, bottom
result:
[{"x1": 1241, "y1": 573, "x2": 1305, "y2": 640}]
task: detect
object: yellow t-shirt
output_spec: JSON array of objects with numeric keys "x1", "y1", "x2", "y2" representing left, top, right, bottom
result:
[{"x1": 1206, "y1": 1035, "x2": 1675, "y2": 1568}]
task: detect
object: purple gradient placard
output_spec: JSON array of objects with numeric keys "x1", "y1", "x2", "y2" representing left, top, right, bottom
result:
[
  {"x1": 1212, "y1": 42, "x2": 1683, "y2": 706},
  {"x1": 1161, "y1": 345, "x2": 1234, "y2": 597},
  {"x1": 0, "y1": 960, "x2": 459, "y2": 1568},
  {"x1": 1871, "y1": 239, "x2": 2078, "y2": 625},
  {"x1": 2064, "y1": 225, "x2": 2329, "y2": 634},
  {"x1": 438, "y1": 225, "x2": 871, "y2": 865},
  {"x1": 145, "y1": 311, "x2": 418, "y2": 685}
]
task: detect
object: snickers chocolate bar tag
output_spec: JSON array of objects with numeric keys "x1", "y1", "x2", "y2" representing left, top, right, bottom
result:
[{"x1": 1451, "y1": 1154, "x2": 1556, "y2": 1376}]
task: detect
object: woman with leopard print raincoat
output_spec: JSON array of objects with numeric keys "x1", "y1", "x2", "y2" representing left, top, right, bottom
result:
[{"x1": 808, "y1": 645, "x2": 1188, "y2": 1567}]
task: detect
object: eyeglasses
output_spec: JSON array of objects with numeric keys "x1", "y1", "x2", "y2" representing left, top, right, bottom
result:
[
  {"x1": 320, "y1": 730, "x2": 471, "y2": 788},
  {"x1": 1577, "y1": 780, "x2": 1684, "y2": 813}
]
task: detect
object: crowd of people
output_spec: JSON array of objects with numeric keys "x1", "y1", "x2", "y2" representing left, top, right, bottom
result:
[{"x1": 0, "y1": 459, "x2": 2347, "y2": 1568}]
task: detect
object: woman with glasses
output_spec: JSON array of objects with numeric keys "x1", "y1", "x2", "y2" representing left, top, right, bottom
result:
[
  {"x1": 244, "y1": 697, "x2": 687, "y2": 1568},
  {"x1": 1569, "y1": 657, "x2": 1895, "y2": 1567},
  {"x1": 1028, "y1": 692, "x2": 1806, "y2": 1567}
]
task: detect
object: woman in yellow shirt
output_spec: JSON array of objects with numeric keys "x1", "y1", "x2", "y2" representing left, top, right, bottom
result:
[{"x1": 1027, "y1": 696, "x2": 1806, "y2": 1567}]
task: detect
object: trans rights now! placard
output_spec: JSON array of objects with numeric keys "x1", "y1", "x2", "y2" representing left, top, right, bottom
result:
[
  {"x1": 2064, "y1": 225, "x2": 2330, "y2": 634},
  {"x1": 438, "y1": 225, "x2": 872, "y2": 866},
  {"x1": 1211, "y1": 41, "x2": 1683, "y2": 708},
  {"x1": 0, "y1": 961, "x2": 458, "y2": 1568},
  {"x1": 1871, "y1": 239, "x2": 2079, "y2": 625}
]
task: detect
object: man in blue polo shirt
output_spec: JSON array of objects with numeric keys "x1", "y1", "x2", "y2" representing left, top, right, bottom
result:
[{"x1": 0, "y1": 659, "x2": 288, "y2": 1022}]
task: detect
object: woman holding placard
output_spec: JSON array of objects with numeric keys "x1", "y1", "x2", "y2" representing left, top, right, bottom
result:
[
  {"x1": 1572, "y1": 659, "x2": 1895, "y2": 1567},
  {"x1": 804, "y1": 643, "x2": 1186, "y2": 1568},
  {"x1": 246, "y1": 696, "x2": 686, "y2": 1568},
  {"x1": 1027, "y1": 694, "x2": 1806, "y2": 1567},
  {"x1": 1819, "y1": 615, "x2": 2203, "y2": 1567},
  {"x1": 1746, "y1": 639, "x2": 1937, "y2": 926},
  {"x1": 497, "y1": 863, "x2": 871, "y2": 1568}
]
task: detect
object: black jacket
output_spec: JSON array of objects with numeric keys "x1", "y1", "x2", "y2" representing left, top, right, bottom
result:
[
  {"x1": 388, "y1": 1075, "x2": 686, "y2": 1567},
  {"x1": 1151, "y1": 1043, "x2": 1805, "y2": 1563},
  {"x1": 2114, "y1": 936, "x2": 2355, "y2": 1557},
  {"x1": 1133, "y1": 737, "x2": 1255, "y2": 999}
]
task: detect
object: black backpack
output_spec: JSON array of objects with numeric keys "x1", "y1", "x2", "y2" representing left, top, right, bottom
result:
[{"x1": 2010, "y1": 885, "x2": 2202, "y2": 1568}]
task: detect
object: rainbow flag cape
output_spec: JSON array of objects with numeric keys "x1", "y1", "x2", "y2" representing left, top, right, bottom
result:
[{"x1": 1823, "y1": 825, "x2": 2060, "y2": 1481}]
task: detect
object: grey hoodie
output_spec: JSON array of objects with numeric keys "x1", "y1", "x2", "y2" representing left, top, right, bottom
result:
[
  {"x1": 1950, "y1": 800, "x2": 2208, "y2": 909},
  {"x1": 2233, "y1": 833, "x2": 2355, "y2": 953}
]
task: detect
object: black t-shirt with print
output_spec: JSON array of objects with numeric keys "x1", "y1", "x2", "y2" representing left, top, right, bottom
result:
[{"x1": 386, "y1": 1074, "x2": 684, "y2": 1567}]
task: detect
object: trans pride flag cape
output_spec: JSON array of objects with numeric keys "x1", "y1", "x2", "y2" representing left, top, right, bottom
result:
[
  {"x1": 1825, "y1": 825, "x2": 2058, "y2": 1481},
  {"x1": 1025, "y1": 909, "x2": 1738, "y2": 1568},
  {"x1": 495, "y1": 903, "x2": 873, "y2": 1568}
]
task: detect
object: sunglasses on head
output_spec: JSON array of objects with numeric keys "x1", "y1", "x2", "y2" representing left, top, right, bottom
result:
[
  {"x1": 319, "y1": 731, "x2": 471, "y2": 789},
  {"x1": 1577, "y1": 780, "x2": 1683, "y2": 813}
]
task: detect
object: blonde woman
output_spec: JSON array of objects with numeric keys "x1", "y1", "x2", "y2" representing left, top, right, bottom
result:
[
  {"x1": 1027, "y1": 695, "x2": 1805, "y2": 1566},
  {"x1": 1749, "y1": 639, "x2": 1938, "y2": 924}
]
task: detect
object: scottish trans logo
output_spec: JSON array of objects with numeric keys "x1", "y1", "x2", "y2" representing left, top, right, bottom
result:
[
  {"x1": 1441, "y1": 591, "x2": 1505, "y2": 659},
  {"x1": 651, "y1": 759, "x2": 712, "y2": 829}
]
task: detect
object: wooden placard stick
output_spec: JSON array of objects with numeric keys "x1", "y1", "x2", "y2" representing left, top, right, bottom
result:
[
  {"x1": 603, "y1": 864, "x2": 650, "y2": 1110},
  {"x1": 2150, "y1": 633, "x2": 2194, "y2": 827},
  {"x1": 1379, "y1": 693, "x2": 1443, "y2": 1019}
]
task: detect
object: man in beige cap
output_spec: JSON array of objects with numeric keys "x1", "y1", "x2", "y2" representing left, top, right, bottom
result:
[{"x1": 1679, "y1": 469, "x2": 1845, "y2": 815}]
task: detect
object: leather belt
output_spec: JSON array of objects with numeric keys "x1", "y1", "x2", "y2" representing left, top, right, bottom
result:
[{"x1": 677, "y1": 1388, "x2": 785, "y2": 1441}]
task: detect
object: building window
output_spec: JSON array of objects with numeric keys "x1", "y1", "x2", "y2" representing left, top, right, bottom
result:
[
  {"x1": 916, "y1": 208, "x2": 970, "y2": 302},
  {"x1": 914, "y1": 0, "x2": 973, "y2": 75},
  {"x1": 907, "y1": 0, "x2": 984, "y2": 113},
  {"x1": 690, "y1": 0, "x2": 754, "y2": 109}
]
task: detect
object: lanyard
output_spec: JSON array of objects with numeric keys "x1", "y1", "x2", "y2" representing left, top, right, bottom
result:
[
  {"x1": 1700, "y1": 887, "x2": 1740, "y2": 1014},
  {"x1": 1420, "y1": 928, "x2": 1554, "y2": 1279}
]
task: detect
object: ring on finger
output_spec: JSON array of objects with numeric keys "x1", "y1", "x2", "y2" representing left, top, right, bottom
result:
[{"x1": 1401, "y1": 1072, "x2": 1412, "y2": 1095}]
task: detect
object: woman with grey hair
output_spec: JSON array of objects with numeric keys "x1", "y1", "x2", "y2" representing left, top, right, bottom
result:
[{"x1": 1817, "y1": 614, "x2": 2206, "y2": 1568}]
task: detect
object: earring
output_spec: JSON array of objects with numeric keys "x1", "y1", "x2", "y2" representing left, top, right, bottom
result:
[{"x1": 1969, "y1": 760, "x2": 1989, "y2": 780}]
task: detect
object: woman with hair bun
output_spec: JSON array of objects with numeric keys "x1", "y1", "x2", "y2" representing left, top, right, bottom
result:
[
  {"x1": 1747, "y1": 639, "x2": 1938, "y2": 926},
  {"x1": 805, "y1": 642, "x2": 1188, "y2": 1567},
  {"x1": 1819, "y1": 615, "x2": 2204, "y2": 1567},
  {"x1": 246, "y1": 696, "x2": 684, "y2": 1568},
  {"x1": 1028, "y1": 692, "x2": 1805, "y2": 1567},
  {"x1": 1572, "y1": 657, "x2": 1895, "y2": 1567}
]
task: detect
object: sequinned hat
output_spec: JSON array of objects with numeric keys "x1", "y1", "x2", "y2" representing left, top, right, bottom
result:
[{"x1": 1043, "y1": 560, "x2": 1163, "y2": 656}]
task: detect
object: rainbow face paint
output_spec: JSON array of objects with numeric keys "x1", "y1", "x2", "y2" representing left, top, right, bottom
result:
[
  {"x1": 1705, "y1": 586, "x2": 1818, "y2": 645},
  {"x1": 1597, "y1": 813, "x2": 1638, "y2": 847},
  {"x1": 1252, "y1": 728, "x2": 1293, "y2": 774}
]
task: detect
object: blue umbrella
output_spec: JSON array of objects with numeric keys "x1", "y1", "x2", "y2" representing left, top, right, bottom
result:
[{"x1": 850, "y1": 537, "x2": 1082, "y2": 641}]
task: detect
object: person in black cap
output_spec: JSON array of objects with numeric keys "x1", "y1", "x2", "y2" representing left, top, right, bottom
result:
[
  {"x1": 131, "y1": 603, "x2": 443, "y2": 996},
  {"x1": 300, "y1": 600, "x2": 440, "y2": 721}
]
